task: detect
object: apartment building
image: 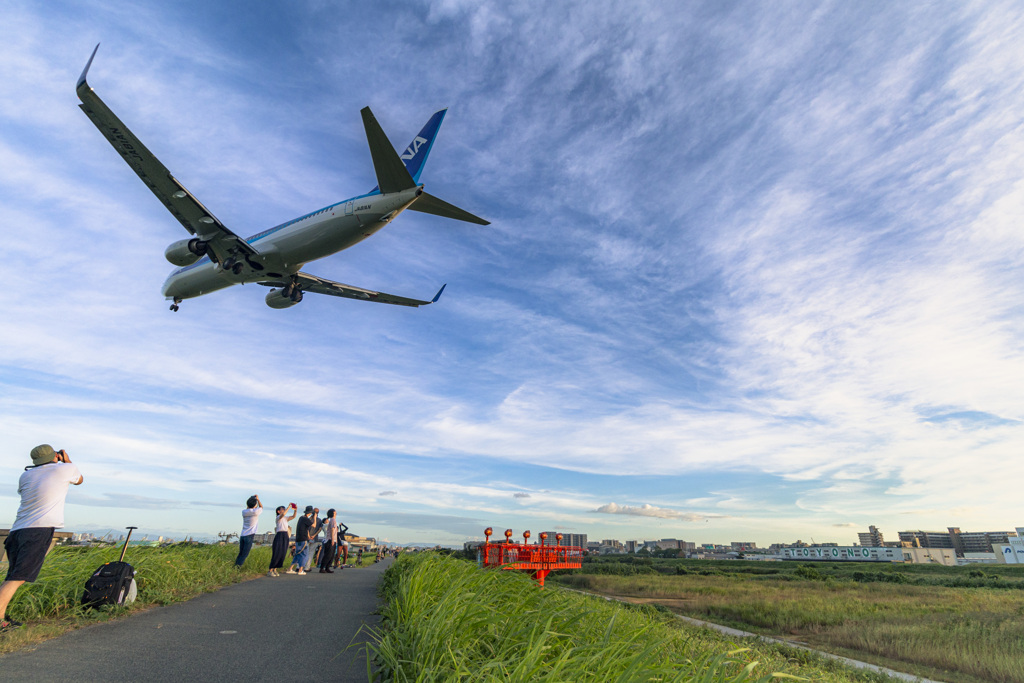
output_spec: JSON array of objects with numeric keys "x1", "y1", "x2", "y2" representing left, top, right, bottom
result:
[{"x1": 899, "y1": 527, "x2": 1016, "y2": 557}]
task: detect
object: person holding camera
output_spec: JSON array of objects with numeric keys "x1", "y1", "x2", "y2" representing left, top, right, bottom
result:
[
  {"x1": 287, "y1": 506, "x2": 320, "y2": 575},
  {"x1": 1, "y1": 445, "x2": 83, "y2": 632},
  {"x1": 267, "y1": 503, "x2": 297, "y2": 576},
  {"x1": 234, "y1": 494, "x2": 262, "y2": 568}
]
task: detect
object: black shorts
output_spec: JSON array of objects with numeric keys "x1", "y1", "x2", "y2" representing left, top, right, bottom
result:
[{"x1": 4, "y1": 527, "x2": 55, "y2": 582}]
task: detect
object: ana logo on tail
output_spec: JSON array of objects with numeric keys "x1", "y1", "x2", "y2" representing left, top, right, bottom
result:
[{"x1": 401, "y1": 136, "x2": 428, "y2": 160}]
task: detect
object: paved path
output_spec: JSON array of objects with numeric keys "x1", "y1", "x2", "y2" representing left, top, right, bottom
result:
[{"x1": 0, "y1": 558, "x2": 392, "y2": 682}]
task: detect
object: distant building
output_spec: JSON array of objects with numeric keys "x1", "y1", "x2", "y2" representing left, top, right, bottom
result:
[
  {"x1": 994, "y1": 527, "x2": 1024, "y2": 564},
  {"x1": 625, "y1": 540, "x2": 637, "y2": 553},
  {"x1": 731, "y1": 542, "x2": 757, "y2": 551},
  {"x1": 858, "y1": 526, "x2": 885, "y2": 548},
  {"x1": 781, "y1": 546, "x2": 902, "y2": 562},
  {"x1": 898, "y1": 527, "x2": 1016, "y2": 557},
  {"x1": 345, "y1": 534, "x2": 376, "y2": 550},
  {"x1": 542, "y1": 532, "x2": 587, "y2": 548},
  {"x1": 656, "y1": 539, "x2": 683, "y2": 550},
  {"x1": 901, "y1": 547, "x2": 956, "y2": 565}
]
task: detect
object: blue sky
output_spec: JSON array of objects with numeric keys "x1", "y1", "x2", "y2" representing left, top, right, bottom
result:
[{"x1": 2, "y1": 1, "x2": 1022, "y2": 546}]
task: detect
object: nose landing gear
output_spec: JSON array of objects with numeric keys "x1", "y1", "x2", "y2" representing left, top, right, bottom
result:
[{"x1": 169, "y1": 297, "x2": 182, "y2": 312}]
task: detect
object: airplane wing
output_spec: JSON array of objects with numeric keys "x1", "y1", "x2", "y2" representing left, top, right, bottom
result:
[
  {"x1": 75, "y1": 45, "x2": 258, "y2": 266},
  {"x1": 259, "y1": 272, "x2": 445, "y2": 308}
]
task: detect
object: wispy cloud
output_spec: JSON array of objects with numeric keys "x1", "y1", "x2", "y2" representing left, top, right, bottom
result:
[{"x1": 592, "y1": 503, "x2": 724, "y2": 522}]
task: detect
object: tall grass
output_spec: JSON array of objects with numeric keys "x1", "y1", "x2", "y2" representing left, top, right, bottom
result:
[
  {"x1": 367, "y1": 553, "x2": 901, "y2": 682},
  {"x1": 559, "y1": 572, "x2": 1024, "y2": 682}
]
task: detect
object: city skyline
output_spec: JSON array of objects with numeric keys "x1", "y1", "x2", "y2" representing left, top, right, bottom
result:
[{"x1": 2, "y1": 2, "x2": 1024, "y2": 546}]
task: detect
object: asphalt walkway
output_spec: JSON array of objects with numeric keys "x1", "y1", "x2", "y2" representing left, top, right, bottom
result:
[{"x1": 0, "y1": 558, "x2": 392, "y2": 682}]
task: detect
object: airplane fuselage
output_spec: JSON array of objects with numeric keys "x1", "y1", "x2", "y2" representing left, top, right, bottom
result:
[{"x1": 161, "y1": 187, "x2": 421, "y2": 300}]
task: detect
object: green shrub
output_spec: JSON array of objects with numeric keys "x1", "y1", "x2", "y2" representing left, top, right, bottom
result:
[{"x1": 794, "y1": 565, "x2": 824, "y2": 581}]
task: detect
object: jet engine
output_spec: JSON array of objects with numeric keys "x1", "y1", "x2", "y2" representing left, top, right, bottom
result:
[
  {"x1": 164, "y1": 238, "x2": 209, "y2": 266},
  {"x1": 265, "y1": 288, "x2": 302, "y2": 309}
]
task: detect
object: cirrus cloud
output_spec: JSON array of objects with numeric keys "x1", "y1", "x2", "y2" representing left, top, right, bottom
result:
[{"x1": 592, "y1": 502, "x2": 724, "y2": 522}]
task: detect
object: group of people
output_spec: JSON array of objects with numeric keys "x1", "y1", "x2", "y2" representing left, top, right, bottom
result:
[
  {"x1": 1, "y1": 444, "x2": 387, "y2": 634},
  {"x1": 233, "y1": 496, "x2": 355, "y2": 576}
]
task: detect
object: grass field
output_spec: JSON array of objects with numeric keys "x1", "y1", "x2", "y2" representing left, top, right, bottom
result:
[
  {"x1": 556, "y1": 565, "x2": 1024, "y2": 683},
  {"x1": 367, "y1": 552, "x2": 904, "y2": 682}
]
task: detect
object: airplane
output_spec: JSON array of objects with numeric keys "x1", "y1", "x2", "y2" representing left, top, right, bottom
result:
[{"x1": 75, "y1": 45, "x2": 488, "y2": 312}]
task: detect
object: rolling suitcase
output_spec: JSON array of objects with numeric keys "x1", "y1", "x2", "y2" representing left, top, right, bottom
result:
[{"x1": 82, "y1": 526, "x2": 139, "y2": 608}]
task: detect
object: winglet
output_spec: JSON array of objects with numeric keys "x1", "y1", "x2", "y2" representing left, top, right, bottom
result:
[
  {"x1": 431, "y1": 284, "x2": 447, "y2": 303},
  {"x1": 77, "y1": 44, "x2": 100, "y2": 94}
]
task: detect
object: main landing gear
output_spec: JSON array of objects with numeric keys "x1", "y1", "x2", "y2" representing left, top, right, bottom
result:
[
  {"x1": 281, "y1": 282, "x2": 303, "y2": 302},
  {"x1": 169, "y1": 297, "x2": 182, "y2": 312}
]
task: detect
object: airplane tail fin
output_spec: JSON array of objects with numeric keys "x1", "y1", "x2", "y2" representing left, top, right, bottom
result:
[
  {"x1": 401, "y1": 109, "x2": 446, "y2": 184},
  {"x1": 362, "y1": 106, "x2": 489, "y2": 225},
  {"x1": 363, "y1": 107, "x2": 447, "y2": 194}
]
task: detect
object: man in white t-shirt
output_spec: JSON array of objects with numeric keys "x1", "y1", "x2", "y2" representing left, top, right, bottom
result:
[
  {"x1": 234, "y1": 495, "x2": 262, "y2": 567},
  {"x1": 1, "y1": 444, "x2": 84, "y2": 632}
]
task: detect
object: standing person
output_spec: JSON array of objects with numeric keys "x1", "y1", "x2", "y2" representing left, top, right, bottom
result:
[
  {"x1": 334, "y1": 519, "x2": 350, "y2": 568},
  {"x1": 304, "y1": 509, "x2": 323, "y2": 572},
  {"x1": 318, "y1": 509, "x2": 338, "y2": 574},
  {"x1": 337, "y1": 520, "x2": 354, "y2": 569},
  {"x1": 287, "y1": 506, "x2": 320, "y2": 575},
  {"x1": 234, "y1": 495, "x2": 262, "y2": 568},
  {"x1": 267, "y1": 503, "x2": 297, "y2": 577},
  {"x1": 1, "y1": 445, "x2": 83, "y2": 632},
  {"x1": 356, "y1": 547, "x2": 363, "y2": 565}
]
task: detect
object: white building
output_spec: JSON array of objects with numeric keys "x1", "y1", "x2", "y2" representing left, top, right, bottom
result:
[
  {"x1": 781, "y1": 546, "x2": 902, "y2": 562},
  {"x1": 994, "y1": 527, "x2": 1024, "y2": 564}
]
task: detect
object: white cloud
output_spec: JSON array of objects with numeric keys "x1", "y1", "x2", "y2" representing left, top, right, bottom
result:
[{"x1": 592, "y1": 503, "x2": 723, "y2": 522}]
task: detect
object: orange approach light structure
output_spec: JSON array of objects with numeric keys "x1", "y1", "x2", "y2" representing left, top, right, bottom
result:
[{"x1": 477, "y1": 527, "x2": 585, "y2": 587}]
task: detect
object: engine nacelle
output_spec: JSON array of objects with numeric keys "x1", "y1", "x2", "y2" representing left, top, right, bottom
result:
[
  {"x1": 265, "y1": 288, "x2": 300, "y2": 309},
  {"x1": 164, "y1": 238, "x2": 209, "y2": 267}
]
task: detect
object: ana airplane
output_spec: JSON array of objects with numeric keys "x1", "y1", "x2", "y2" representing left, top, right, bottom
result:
[{"x1": 76, "y1": 45, "x2": 488, "y2": 312}]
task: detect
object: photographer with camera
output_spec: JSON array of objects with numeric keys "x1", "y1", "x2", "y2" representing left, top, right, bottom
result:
[
  {"x1": 1, "y1": 445, "x2": 83, "y2": 632},
  {"x1": 267, "y1": 503, "x2": 297, "y2": 576},
  {"x1": 234, "y1": 494, "x2": 262, "y2": 568},
  {"x1": 287, "y1": 506, "x2": 321, "y2": 575}
]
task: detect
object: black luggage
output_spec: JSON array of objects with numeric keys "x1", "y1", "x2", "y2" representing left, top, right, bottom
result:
[{"x1": 83, "y1": 526, "x2": 138, "y2": 608}]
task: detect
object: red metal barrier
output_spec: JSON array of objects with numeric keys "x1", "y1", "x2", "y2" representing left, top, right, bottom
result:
[{"x1": 478, "y1": 528, "x2": 584, "y2": 587}]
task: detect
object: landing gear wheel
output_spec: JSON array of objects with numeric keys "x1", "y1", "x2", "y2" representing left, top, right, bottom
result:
[
  {"x1": 290, "y1": 290, "x2": 303, "y2": 303},
  {"x1": 282, "y1": 283, "x2": 294, "y2": 298},
  {"x1": 232, "y1": 262, "x2": 243, "y2": 275},
  {"x1": 170, "y1": 304, "x2": 179, "y2": 312}
]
